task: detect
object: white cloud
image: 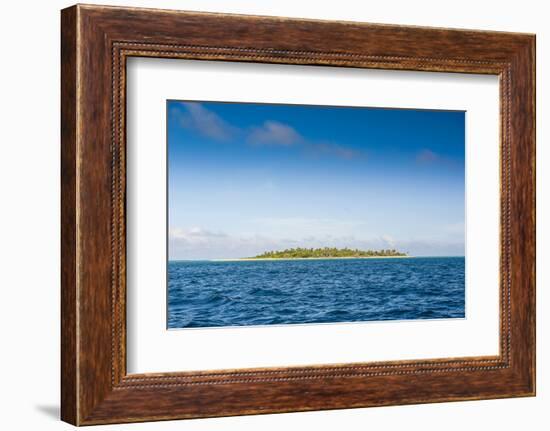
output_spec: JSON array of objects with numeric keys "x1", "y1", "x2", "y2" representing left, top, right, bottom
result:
[
  {"x1": 169, "y1": 227, "x2": 281, "y2": 260},
  {"x1": 247, "y1": 121, "x2": 302, "y2": 146},
  {"x1": 381, "y1": 234, "x2": 396, "y2": 248},
  {"x1": 415, "y1": 149, "x2": 464, "y2": 169},
  {"x1": 416, "y1": 148, "x2": 440, "y2": 163},
  {"x1": 171, "y1": 102, "x2": 364, "y2": 161},
  {"x1": 170, "y1": 227, "x2": 228, "y2": 244},
  {"x1": 173, "y1": 102, "x2": 238, "y2": 141}
]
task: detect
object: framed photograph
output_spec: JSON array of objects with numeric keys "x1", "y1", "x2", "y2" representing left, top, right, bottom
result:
[{"x1": 61, "y1": 4, "x2": 535, "y2": 425}]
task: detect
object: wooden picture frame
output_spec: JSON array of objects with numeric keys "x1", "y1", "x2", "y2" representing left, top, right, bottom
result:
[{"x1": 61, "y1": 4, "x2": 535, "y2": 425}]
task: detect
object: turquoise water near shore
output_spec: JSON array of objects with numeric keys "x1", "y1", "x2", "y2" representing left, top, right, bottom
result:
[{"x1": 167, "y1": 257, "x2": 465, "y2": 329}]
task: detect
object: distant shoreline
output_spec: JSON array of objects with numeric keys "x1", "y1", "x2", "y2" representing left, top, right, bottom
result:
[
  {"x1": 169, "y1": 256, "x2": 465, "y2": 262},
  {"x1": 211, "y1": 256, "x2": 413, "y2": 262}
]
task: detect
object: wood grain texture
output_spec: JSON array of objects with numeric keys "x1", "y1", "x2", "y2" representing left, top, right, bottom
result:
[
  {"x1": 60, "y1": 5, "x2": 78, "y2": 425},
  {"x1": 60, "y1": 4, "x2": 536, "y2": 425}
]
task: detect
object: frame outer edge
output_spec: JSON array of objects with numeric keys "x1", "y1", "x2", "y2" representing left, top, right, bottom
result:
[
  {"x1": 61, "y1": 4, "x2": 79, "y2": 426},
  {"x1": 526, "y1": 35, "x2": 536, "y2": 396},
  {"x1": 506, "y1": 35, "x2": 536, "y2": 396},
  {"x1": 531, "y1": 34, "x2": 536, "y2": 396}
]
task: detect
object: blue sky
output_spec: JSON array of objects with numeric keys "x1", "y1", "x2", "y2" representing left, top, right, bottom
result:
[{"x1": 168, "y1": 100, "x2": 465, "y2": 259}]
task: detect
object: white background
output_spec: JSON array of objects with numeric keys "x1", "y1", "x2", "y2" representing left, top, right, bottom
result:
[
  {"x1": 127, "y1": 59, "x2": 500, "y2": 373},
  {"x1": 0, "y1": 0, "x2": 547, "y2": 430}
]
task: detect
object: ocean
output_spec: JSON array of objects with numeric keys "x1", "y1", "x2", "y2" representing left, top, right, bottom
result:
[{"x1": 167, "y1": 257, "x2": 465, "y2": 329}]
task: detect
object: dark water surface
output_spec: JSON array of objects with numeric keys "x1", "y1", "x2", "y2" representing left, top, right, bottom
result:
[{"x1": 167, "y1": 257, "x2": 465, "y2": 329}]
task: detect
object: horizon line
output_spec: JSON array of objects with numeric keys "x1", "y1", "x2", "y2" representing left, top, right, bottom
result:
[{"x1": 168, "y1": 255, "x2": 466, "y2": 262}]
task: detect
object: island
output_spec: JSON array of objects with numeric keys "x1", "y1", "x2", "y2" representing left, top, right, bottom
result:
[{"x1": 247, "y1": 247, "x2": 408, "y2": 260}]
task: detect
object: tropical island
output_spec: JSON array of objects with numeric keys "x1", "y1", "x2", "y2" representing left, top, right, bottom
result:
[{"x1": 247, "y1": 247, "x2": 408, "y2": 260}]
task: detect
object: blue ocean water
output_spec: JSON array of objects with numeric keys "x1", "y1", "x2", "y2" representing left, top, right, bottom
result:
[{"x1": 167, "y1": 257, "x2": 465, "y2": 329}]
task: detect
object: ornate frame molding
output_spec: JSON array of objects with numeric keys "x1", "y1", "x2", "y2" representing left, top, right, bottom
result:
[{"x1": 61, "y1": 5, "x2": 535, "y2": 425}]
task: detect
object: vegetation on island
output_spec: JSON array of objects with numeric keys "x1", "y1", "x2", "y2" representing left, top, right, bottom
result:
[{"x1": 250, "y1": 247, "x2": 408, "y2": 259}]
